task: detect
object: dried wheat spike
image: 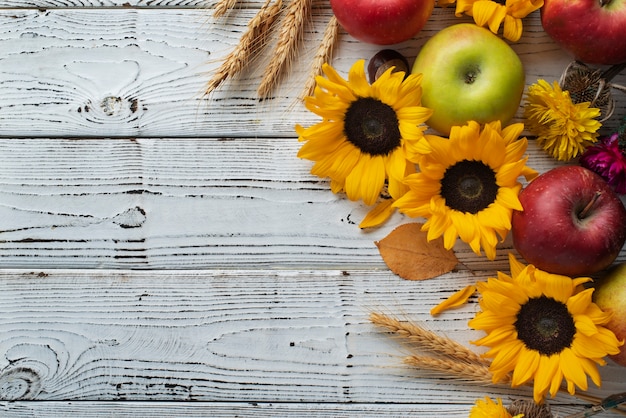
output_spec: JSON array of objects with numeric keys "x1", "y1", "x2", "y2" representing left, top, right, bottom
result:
[
  {"x1": 403, "y1": 355, "x2": 499, "y2": 384},
  {"x1": 299, "y1": 15, "x2": 340, "y2": 101},
  {"x1": 206, "y1": 0, "x2": 282, "y2": 96},
  {"x1": 370, "y1": 312, "x2": 488, "y2": 366},
  {"x1": 257, "y1": 0, "x2": 312, "y2": 98},
  {"x1": 213, "y1": 0, "x2": 238, "y2": 18}
]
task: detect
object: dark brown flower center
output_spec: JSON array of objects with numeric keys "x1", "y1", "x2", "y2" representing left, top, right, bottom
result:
[
  {"x1": 344, "y1": 97, "x2": 401, "y2": 156},
  {"x1": 440, "y1": 160, "x2": 498, "y2": 214},
  {"x1": 515, "y1": 295, "x2": 576, "y2": 355}
]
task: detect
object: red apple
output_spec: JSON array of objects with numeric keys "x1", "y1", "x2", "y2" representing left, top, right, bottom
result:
[
  {"x1": 593, "y1": 263, "x2": 626, "y2": 366},
  {"x1": 511, "y1": 165, "x2": 626, "y2": 277},
  {"x1": 330, "y1": 0, "x2": 435, "y2": 45},
  {"x1": 541, "y1": 0, "x2": 626, "y2": 65}
]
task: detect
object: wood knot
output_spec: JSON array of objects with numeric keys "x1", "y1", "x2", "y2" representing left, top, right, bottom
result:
[
  {"x1": 0, "y1": 367, "x2": 42, "y2": 400},
  {"x1": 77, "y1": 96, "x2": 143, "y2": 127},
  {"x1": 100, "y1": 96, "x2": 139, "y2": 117}
]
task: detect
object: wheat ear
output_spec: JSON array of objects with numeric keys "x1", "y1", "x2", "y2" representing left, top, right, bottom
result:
[
  {"x1": 213, "y1": 0, "x2": 238, "y2": 18},
  {"x1": 257, "y1": 0, "x2": 312, "y2": 98},
  {"x1": 205, "y1": 0, "x2": 283, "y2": 96},
  {"x1": 403, "y1": 355, "x2": 501, "y2": 385},
  {"x1": 299, "y1": 15, "x2": 339, "y2": 100},
  {"x1": 370, "y1": 312, "x2": 488, "y2": 366}
]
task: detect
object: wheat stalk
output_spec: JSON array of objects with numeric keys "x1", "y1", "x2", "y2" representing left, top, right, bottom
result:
[
  {"x1": 213, "y1": 0, "x2": 238, "y2": 18},
  {"x1": 257, "y1": 0, "x2": 312, "y2": 98},
  {"x1": 370, "y1": 312, "x2": 488, "y2": 366},
  {"x1": 205, "y1": 0, "x2": 283, "y2": 96},
  {"x1": 404, "y1": 355, "x2": 500, "y2": 384},
  {"x1": 299, "y1": 15, "x2": 339, "y2": 100}
]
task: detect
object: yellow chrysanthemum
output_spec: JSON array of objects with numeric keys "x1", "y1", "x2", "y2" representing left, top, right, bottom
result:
[
  {"x1": 470, "y1": 397, "x2": 523, "y2": 418},
  {"x1": 524, "y1": 79, "x2": 601, "y2": 161},
  {"x1": 296, "y1": 60, "x2": 432, "y2": 228},
  {"x1": 452, "y1": 0, "x2": 543, "y2": 42},
  {"x1": 470, "y1": 253, "x2": 623, "y2": 403},
  {"x1": 393, "y1": 121, "x2": 537, "y2": 260}
]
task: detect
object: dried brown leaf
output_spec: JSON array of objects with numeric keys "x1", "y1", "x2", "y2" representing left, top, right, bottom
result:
[{"x1": 375, "y1": 223, "x2": 458, "y2": 281}]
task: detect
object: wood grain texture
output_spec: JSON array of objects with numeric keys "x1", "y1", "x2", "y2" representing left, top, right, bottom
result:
[
  {"x1": 0, "y1": 401, "x2": 592, "y2": 417},
  {"x1": 1, "y1": 8, "x2": 625, "y2": 138},
  {"x1": 0, "y1": 269, "x2": 623, "y2": 410},
  {"x1": 3, "y1": 137, "x2": 623, "y2": 270},
  {"x1": 1, "y1": 1, "x2": 626, "y2": 414}
]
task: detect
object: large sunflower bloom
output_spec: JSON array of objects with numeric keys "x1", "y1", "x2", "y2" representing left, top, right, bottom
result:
[
  {"x1": 524, "y1": 79, "x2": 601, "y2": 161},
  {"x1": 296, "y1": 60, "x2": 432, "y2": 228},
  {"x1": 393, "y1": 121, "x2": 537, "y2": 260},
  {"x1": 469, "y1": 397, "x2": 523, "y2": 418},
  {"x1": 452, "y1": 0, "x2": 543, "y2": 42},
  {"x1": 470, "y1": 253, "x2": 623, "y2": 403}
]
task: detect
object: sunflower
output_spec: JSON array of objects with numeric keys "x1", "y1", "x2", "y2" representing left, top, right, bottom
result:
[
  {"x1": 449, "y1": 0, "x2": 543, "y2": 42},
  {"x1": 296, "y1": 60, "x2": 432, "y2": 228},
  {"x1": 524, "y1": 79, "x2": 601, "y2": 161},
  {"x1": 470, "y1": 397, "x2": 524, "y2": 418},
  {"x1": 393, "y1": 121, "x2": 537, "y2": 260},
  {"x1": 469, "y1": 253, "x2": 623, "y2": 403}
]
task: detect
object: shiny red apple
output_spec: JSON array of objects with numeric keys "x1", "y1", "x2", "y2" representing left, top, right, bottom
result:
[
  {"x1": 511, "y1": 165, "x2": 626, "y2": 276},
  {"x1": 541, "y1": 0, "x2": 626, "y2": 65},
  {"x1": 330, "y1": 0, "x2": 435, "y2": 45}
]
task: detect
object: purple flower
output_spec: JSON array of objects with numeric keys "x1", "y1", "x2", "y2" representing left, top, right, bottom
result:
[{"x1": 580, "y1": 132, "x2": 626, "y2": 194}]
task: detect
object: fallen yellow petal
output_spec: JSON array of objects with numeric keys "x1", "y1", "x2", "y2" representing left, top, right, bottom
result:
[{"x1": 430, "y1": 284, "x2": 477, "y2": 316}]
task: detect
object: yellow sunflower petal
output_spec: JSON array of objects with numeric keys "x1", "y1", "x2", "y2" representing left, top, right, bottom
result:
[
  {"x1": 566, "y1": 288, "x2": 595, "y2": 315},
  {"x1": 511, "y1": 346, "x2": 541, "y2": 386},
  {"x1": 561, "y1": 347, "x2": 589, "y2": 392},
  {"x1": 347, "y1": 59, "x2": 372, "y2": 97},
  {"x1": 579, "y1": 356, "x2": 602, "y2": 388},
  {"x1": 488, "y1": 339, "x2": 523, "y2": 375},
  {"x1": 502, "y1": 14, "x2": 523, "y2": 42},
  {"x1": 508, "y1": 0, "x2": 543, "y2": 17},
  {"x1": 541, "y1": 272, "x2": 576, "y2": 302},
  {"x1": 533, "y1": 354, "x2": 560, "y2": 403},
  {"x1": 455, "y1": 0, "x2": 477, "y2": 15},
  {"x1": 430, "y1": 284, "x2": 477, "y2": 316},
  {"x1": 359, "y1": 199, "x2": 395, "y2": 228},
  {"x1": 473, "y1": 1, "x2": 507, "y2": 33},
  {"x1": 573, "y1": 333, "x2": 613, "y2": 358}
]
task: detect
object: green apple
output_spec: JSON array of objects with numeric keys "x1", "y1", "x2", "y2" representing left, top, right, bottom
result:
[
  {"x1": 593, "y1": 262, "x2": 626, "y2": 367},
  {"x1": 412, "y1": 23, "x2": 525, "y2": 135}
]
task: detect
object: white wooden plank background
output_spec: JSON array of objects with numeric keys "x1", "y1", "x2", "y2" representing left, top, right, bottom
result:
[{"x1": 1, "y1": 1, "x2": 625, "y2": 416}]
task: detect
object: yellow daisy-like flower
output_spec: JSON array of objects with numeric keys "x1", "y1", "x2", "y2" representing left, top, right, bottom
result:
[
  {"x1": 296, "y1": 60, "x2": 432, "y2": 228},
  {"x1": 524, "y1": 79, "x2": 601, "y2": 161},
  {"x1": 470, "y1": 253, "x2": 623, "y2": 404},
  {"x1": 470, "y1": 397, "x2": 523, "y2": 418},
  {"x1": 393, "y1": 121, "x2": 537, "y2": 260},
  {"x1": 452, "y1": 0, "x2": 543, "y2": 42}
]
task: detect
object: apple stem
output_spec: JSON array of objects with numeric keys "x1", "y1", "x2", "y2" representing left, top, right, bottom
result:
[{"x1": 578, "y1": 191, "x2": 602, "y2": 219}]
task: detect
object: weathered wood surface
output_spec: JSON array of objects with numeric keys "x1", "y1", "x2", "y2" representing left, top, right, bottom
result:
[
  {"x1": 1, "y1": 2, "x2": 626, "y2": 417},
  {"x1": 0, "y1": 270, "x2": 623, "y2": 410},
  {"x1": 5, "y1": 137, "x2": 624, "y2": 271},
  {"x1": 0, "y1": 8, "x2": 625, "y2": 138}
]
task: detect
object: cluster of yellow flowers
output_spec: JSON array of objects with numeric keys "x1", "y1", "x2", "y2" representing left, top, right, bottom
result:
[
  {"x1": 293, "y1": 0, "x2": 623, "y2": 411},
  {"x1": 296, "y1": 59, "x2": 539, "y2": 260},
  {"x1": 294, "y1": 17, "x2": 621, "y2": 417}
]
